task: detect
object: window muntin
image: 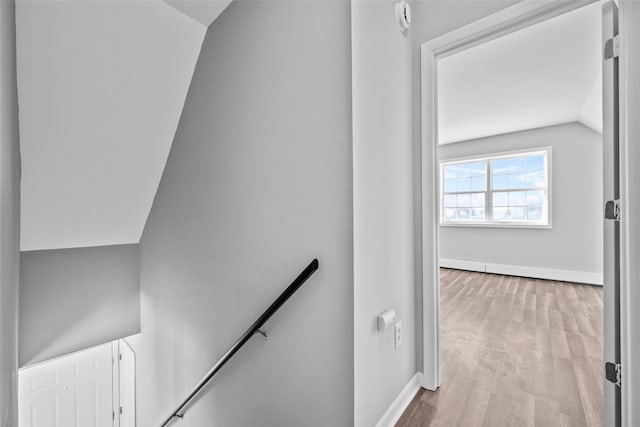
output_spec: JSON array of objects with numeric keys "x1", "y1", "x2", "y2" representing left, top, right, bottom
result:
[{"x1": 440, "y1": 150, "x2": 549, "y2": 226}]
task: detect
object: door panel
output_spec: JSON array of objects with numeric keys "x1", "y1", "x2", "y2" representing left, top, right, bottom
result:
[
  {"x1": 19, "y1": 343, "x2": 114, "y2": 427},
  {"x1": 602, "y1": 1, "x2": 620, "y2": 426}
]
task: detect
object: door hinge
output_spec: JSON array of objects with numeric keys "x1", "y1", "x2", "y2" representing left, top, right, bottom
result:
[
  {"x1": 605, "y1": 199, "x2": 620, "y2": 221},
  {"x1": 606, "y1": 362, "x2": 622, "y2": 387},
  {"x1": 120, "y1": 406, "x2": 123, "y2": 415},
  {"x1": 119, "y1": 353, "x2": 122, "y2": 361},
  {"x1": 605, "y1": 35, "x2": 620, "y2": 59}
]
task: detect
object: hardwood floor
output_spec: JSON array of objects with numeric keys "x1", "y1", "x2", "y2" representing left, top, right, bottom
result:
[{"x1": 396, "y1": 268, "x2": 604, "y2": 427}]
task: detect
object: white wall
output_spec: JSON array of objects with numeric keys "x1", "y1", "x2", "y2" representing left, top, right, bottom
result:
[
  {"x1": 19, "y1": 244, "x2": 140, "y2": 367},
  {"x1": 0, "y1": 0, "x2": 21, "y2": 424},
  {"x1": 438, "y1": 123, "x2": 603, "y2": 282},
  {"x1": 127, "y1": 1, "x2": 354, "y2": 426},
  {"x1": 351, "y1": 1, "x2": 416, "y2": 425}
]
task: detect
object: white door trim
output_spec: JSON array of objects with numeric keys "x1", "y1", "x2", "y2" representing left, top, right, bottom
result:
[{"x1": 419, "y1": 0, "x2": 604, "y2": 392}]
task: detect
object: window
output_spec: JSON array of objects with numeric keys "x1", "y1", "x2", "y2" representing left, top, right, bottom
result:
[{"x1": 440, "y1": 149, "x2": 550, "y2": 226}]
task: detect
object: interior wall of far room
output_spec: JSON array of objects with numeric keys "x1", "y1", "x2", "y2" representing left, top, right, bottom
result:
[
  {"x1": 352, "y1": 0, "x2": 416, "y2": 426},
  {"x1": 126, "y1": 1, "x2": 354, "y2": 426},
  {"x1": 438, "y1": 123, "x2": 603, "y2": 280},
  {"x1": 0, "y1": 0, "x2": 21, "y2": 425},
  {"x1": 19, "y1": 244, "x2": 140, "y2": 367},
  {"x1": 411, "y1": 0, "x2": 520, "y2": 376}
]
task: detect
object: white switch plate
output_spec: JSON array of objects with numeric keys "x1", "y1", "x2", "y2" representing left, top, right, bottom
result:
[{"x1": 394, "y1": 321, "x2": 403, "y2": 349}]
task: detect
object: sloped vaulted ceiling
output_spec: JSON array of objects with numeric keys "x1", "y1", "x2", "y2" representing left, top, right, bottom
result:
[
  {"x1": 17, "y1": 0, "x2": 231, "y2": 251},
  {"x1": 437, "y1": 2, "x2": 602, "y2": 145}
]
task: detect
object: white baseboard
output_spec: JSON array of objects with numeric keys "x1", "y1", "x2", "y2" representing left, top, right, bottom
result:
[
  {"x1": 374, "y1": 372, "x2": 422, "y2": 427},
  {"x1": 439, "y1": 258, "x2": 603, "y2": 286},
  {"x1": 439, "y1": 258, "x2": 485, "y2": 272}
]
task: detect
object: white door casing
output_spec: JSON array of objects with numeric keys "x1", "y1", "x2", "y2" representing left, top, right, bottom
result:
[{"x1": 420, "y1": 0, "x2": 623, "y2": 423}]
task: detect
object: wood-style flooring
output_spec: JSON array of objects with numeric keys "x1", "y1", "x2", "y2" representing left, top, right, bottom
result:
[{"x1": 396, "y1": 268, "x2": 604, "y2": 427}]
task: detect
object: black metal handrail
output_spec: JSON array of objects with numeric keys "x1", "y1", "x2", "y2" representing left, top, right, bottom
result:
[{"x1": 160, "y1": 259, "x2": 320, "y2": 427}]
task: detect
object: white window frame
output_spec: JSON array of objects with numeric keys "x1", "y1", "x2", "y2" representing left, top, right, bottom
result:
[{"x1": 439, "y1": 147, "x2": 552, "y2": 229}]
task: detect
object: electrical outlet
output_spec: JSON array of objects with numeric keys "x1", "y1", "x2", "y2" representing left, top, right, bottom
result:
[{"x1": 394, "y1": 321, "x2": 403, "y2": 349}]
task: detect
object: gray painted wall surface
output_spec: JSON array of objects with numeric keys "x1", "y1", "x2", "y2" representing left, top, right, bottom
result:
[
  {"x1": 352, "y1": 1, "x2": 416, "y2": 425},
  {"x1": 19, "y1": 244, "x2": 140, "y2": 367},
  {"x1": 0, "y1": 0, "x2": 20, "y2": 425},
  {"x1": 127, "y1": 1, "x2": 354, "y2": 426},
  {"x1": 438, "y1": 123, "x2": 603, "y2": 275},
  {"x1": 412, "y1": 0, "x2": 521, "y2": 373}
]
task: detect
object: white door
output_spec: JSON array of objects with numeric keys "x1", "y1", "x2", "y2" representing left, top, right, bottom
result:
[
  {"x1": 19, "y1": 343, "x2": 114, "y2": 427},
  {"x1": 117, "y1": 340, "x2": 136, "y2": 427},
  {"x1": 602, "y1": 1, "x2": 621, "y2": 426}
]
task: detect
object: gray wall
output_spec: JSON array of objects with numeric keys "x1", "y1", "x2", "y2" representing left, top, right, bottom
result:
[
  {"x1": 412, "y1": 0, "x2": 521, "y2": 374},
  {"x1": 352, "y1": 1, "x2": 416, "y2": 425},
  {"x1": 438, "y1": 123, "x2": 603, "y2": 276},
  {"x1": 0, "y1": 0, "x2": 20, "y2": 425},
  {"x1": 19, "y1": 244, "x2": 140, "y2": 367},
  {"x1": 126, "y1": 1, "x2": 354, "y2": 426}
]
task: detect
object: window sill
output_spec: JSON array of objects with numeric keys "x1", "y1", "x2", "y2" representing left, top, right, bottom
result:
[{"x1": 439, "y1": 221, "x2": 552, "y2": 230}]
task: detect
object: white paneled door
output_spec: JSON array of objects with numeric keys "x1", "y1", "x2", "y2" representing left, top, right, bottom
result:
[{"x1": 19, "y1": 343, "x2": 114, "y2": 427}]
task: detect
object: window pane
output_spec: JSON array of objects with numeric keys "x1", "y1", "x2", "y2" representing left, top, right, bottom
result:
[
  {"x1": 526, "y1": 207, "x2": 542, "y2": 221},
  {"x1": 468, "y1": 162, "x2": 486, "y2": 177},
  {"x1": 527, "y1": 171, "x2": 545, "y2": 189},
  {"x1": 526, "y1": 155, "x2": 544, "y2": 172},
  {"x1": 457, "y1": 208, "x2": 470, "y2": 220},
  {"x1": 509, "y1": 173, "x2": 529, "y2": 189},
  {"x1": 470, "y1": 193, "x2": 485, "y2": 207},
  {"x1": 493, "y1": 159, "x2": 510, "y2": 175},
  {"x1": 444, "y1": 178, "x2": 457, "y2": 193},
  {"x1": 471, "y1": 208, "x2": 485, "y2": 220},
  {"x1": 526, "y1": 190, "x2": 544, "y2": 207},
  {"x1": 443, "y1": 151, "x2": 547, "y2": 224},
  {"x1": 509, "y1": 157, "x2": 526, "y2": 174},
  {"x1": 457, "y1": 193, "x2": 471, "y2": 207},
  {"x1": 510, "y1": 207, "x2": 525, "y2": 220},
  {"x1": 493, "y1": 174, "x2": 509, "y2": 190},
  {"x1": 471, "y1": 176, "x2": 486, "y2": 191},
  {"x1": 456, "y1": 164, "x2": 473, "y2": 178},
  {"x1": 444, "y1": 208, "x2": 456, "y2": 220},
  {"x1": 493, "y1": 207, "x2": 508, "y2": 221},
  {"x1": 509, "y1": 191, "x2": 526, "y2": 206},
  {"x1": 457, "y1": 177, "x2": 471, "y2": 192},
  {"x1": 443, "y1": 165, "x2": 458, "y2": 179},
  {"x1": 493, "y1": 192, "x2": 508, "y2": 207},
  {"x1": 444, "y1": 194, "x2": 457, "y2": 208}
]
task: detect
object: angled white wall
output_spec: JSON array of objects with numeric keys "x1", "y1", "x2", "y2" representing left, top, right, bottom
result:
[
  {"x1": 19, "y1": 244, "x2": 140, "y2": 367},
  {"x1": 0, "y1": 0, "x2": 21, "y2": 425},
  {"x1": 127, "y1": 1, "x2": 354, "y2": 425}
]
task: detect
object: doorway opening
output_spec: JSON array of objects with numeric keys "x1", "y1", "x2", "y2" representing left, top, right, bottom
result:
[
  {"x1": 18, "y1": 338, "x2": 136, "y2": 427},
  {"x1": 413, "y1": 0, "x2": 621, "y2": 425}
]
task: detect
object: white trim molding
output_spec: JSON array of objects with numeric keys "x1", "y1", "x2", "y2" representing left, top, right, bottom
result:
[
  {"x1": 439, "y1": 258, "x2": 603, "y2": 286},
  {"x1": 374, "y1": 373, "x2": 422, "y2": 427}
]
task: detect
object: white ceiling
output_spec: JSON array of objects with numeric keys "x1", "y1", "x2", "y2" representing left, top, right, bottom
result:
[
  {"x1": 437, "y1": 2, "x2": 602, "y2": 145},
  {"x1": 17, "y1": 0, "x2": 233, "y2": 251}
]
